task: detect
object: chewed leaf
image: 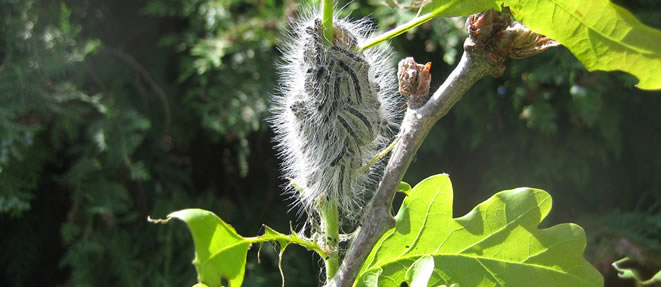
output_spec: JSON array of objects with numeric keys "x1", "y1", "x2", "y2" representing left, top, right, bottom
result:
[
  {"x1": 166, "y1": 209, "x2": 250, "y2": 287},
  {"x1": 502, "y1": 0, "x2": 661, "y2": 90},
  {"x1": 356, "y1": 174, "x2": 603, "y2": 287},
  {"x1": 150, "y1": 209, "x2": 326, "y2": 287}
]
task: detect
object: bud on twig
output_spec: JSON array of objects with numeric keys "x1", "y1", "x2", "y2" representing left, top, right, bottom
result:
[
  {"x1": 465, "y1": 8, "x2": 560, "y2": 77},
  {"x1": 398, "y1": 57, "x2": 432, "y2": 109}
]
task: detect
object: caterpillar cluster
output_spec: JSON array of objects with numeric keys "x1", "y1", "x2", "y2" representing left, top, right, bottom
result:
[{"x1": 271, "y1": 11, "x2": 401, "y2": 220}]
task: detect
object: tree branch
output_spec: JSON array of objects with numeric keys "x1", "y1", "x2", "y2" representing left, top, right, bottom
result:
[
  {"x1": 327, "y1": 18, "x2": 505, "y2": 287},
  {"x1": 326, "y1": 9, "x2": 555, "y2": 285}
]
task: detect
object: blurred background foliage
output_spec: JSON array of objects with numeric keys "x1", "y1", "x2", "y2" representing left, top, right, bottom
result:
[{"x1": 0, "y1": 0, "x2": 659, "y2": 286}]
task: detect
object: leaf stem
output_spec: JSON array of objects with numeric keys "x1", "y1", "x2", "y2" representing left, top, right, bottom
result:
[
  {"x1": 321, "y1": 0, "x2": 334, "y2": 45},
  {"x1": 359, "y1": 0, "x2": 461, "y2": 51},
  {"x1": 245, "y1": 226, "x2": 327, "y2": 259},
  {"x1": 320, "y1": 0, "x2": 339, "y2": 280}
]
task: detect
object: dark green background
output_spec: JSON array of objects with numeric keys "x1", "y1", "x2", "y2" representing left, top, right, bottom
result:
[{"x1": 1, "y1": 0, "x2": 660, "y2": 286}]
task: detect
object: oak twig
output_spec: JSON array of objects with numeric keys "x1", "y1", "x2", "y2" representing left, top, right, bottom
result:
[{"x1": 327, "y1": 10, "x2": 511, "y2": 287}]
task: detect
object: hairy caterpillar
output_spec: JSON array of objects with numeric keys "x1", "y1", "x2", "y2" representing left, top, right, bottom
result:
[{"x1": 271, "y1": 10, "x2": 401, "y2": 220}]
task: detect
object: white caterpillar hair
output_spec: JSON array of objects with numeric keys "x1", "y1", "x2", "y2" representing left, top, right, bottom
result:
[{"x1": 270, "y1": 8, "x2": 401, "y2": 220}]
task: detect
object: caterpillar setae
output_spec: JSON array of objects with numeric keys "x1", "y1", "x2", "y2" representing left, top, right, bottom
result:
[{"x1": 271, "y1": 10, "x2": 401, "y2": 220}]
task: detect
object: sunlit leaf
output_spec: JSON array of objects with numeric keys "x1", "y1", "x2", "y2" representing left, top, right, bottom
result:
[
  {"x1": 405, "y1": 255, "x2": 434, "y2": 287},
  {"x1": 398, "y1": 181, "x2": 412, "y2": 196},
  {"x1": 151, "y1": 209, "x2": 326, "y2": 287},
  {"x1": 166, "y1": 209, "x2": 250, "y2": 287},
  {"x1": 395, "y1": 0, "x2": 661, "y2": 90},
  {"x1": 356, "y1": 174, "x2": 603, "y2": 286},
  {"x1": 502, "y1": 0, "x2": 661, "y2": 90}
]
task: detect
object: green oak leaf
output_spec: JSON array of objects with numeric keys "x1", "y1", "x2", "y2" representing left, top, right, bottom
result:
[
  {"x1": 418, "y1": 0, "x2": 661, "y2": 90},
  {"x1": 356, "y1": 174, "x2": 603, "y2": 287},
  {"x1": 405, "y1": 255, "x2": 435, "y2": 287},
  {"x1": 165, "y1": 209, "x2": 250, "y2": 287},
  {"x1": 502, "y1": 0, "x2": 661, "y2": 90},
  {"x1": 150, "y1": 209, "x2": 325, "y2": 287},
  {"x1": 398, "y1": 181, "x2": 413, "y2": 196}
]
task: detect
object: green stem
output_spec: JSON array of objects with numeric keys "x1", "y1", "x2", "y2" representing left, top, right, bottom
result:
[
  {"x1": 320, "y1": 199, "x2": 339, "y2": 281},
  {"x1": 321, "y1": 0, "x2": 334, "y2": 45},
  {"x1": 244, "y1": 226, "x2": 328, "y2": 258},
  {"x1": 359, "y1": 0, "x2": 460, "y2": 51},
  {"x1": 319, "y1": 0, "x2": 338, "y2": 278},
  {"x1": 359, "y1": 14, "x2": 432, "y2": 51}
]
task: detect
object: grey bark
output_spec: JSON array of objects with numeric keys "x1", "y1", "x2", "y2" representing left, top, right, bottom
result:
[{"x1": 327, "y1": 38, "x2": 501, "y2": 286}]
